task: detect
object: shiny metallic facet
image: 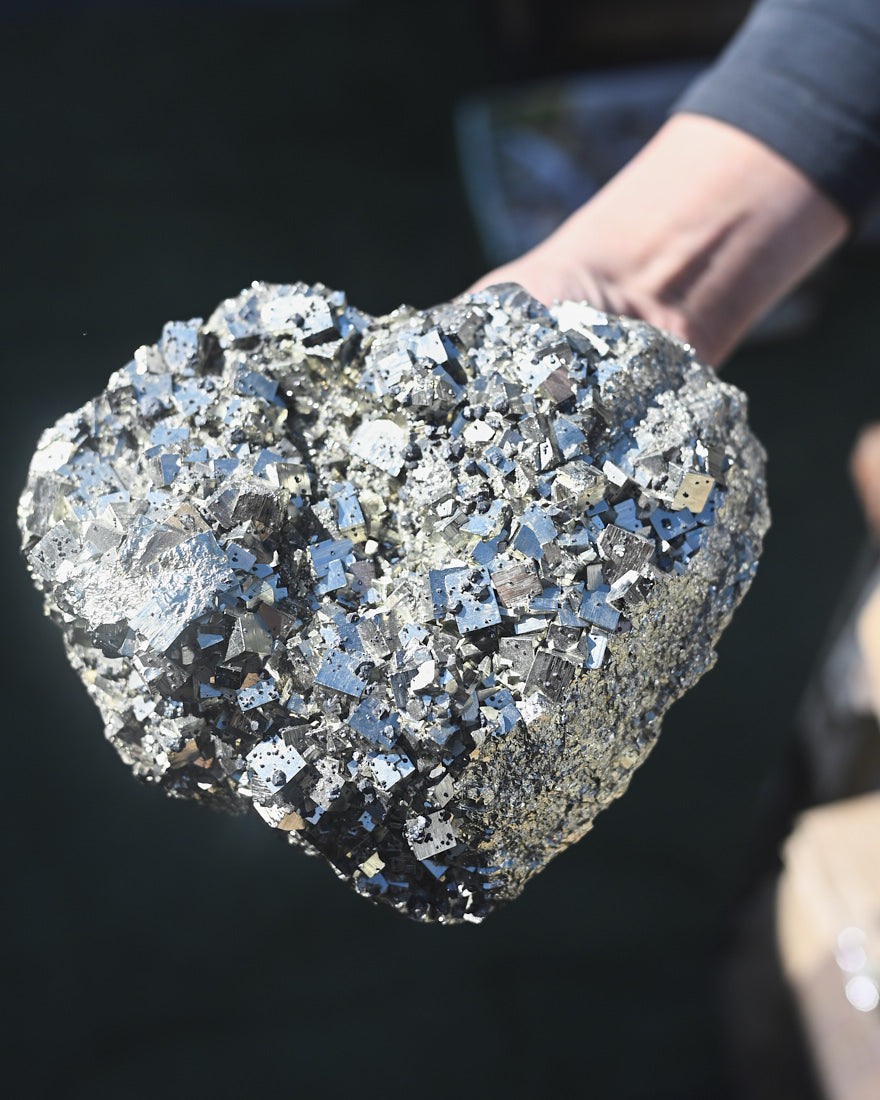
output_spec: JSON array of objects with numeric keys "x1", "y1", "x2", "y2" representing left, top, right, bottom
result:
[{"x1": 18, "y1": 280, "x2": 768, "y2": 923}]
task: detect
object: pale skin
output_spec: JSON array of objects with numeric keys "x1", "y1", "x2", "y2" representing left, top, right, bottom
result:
[
  {"x1": 851, "y1": 425, "x2": 880, "y2": 538},
  {"x1": 469, "y1": 113, "x2": 850, "y2": 366}
]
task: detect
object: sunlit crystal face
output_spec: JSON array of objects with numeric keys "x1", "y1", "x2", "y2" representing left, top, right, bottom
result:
[{"x1": 19, "y1": 281, "x2": 767, "y2": 922}]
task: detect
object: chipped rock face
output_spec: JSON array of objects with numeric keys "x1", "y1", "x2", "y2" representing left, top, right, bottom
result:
[{"x1": 18, "y1": 281, "x2": 769, "y2": 923}]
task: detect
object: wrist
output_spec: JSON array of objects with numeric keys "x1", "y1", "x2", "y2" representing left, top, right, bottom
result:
[{"x1": 540, "y1": 114, "x2": 849, "y2": 363}]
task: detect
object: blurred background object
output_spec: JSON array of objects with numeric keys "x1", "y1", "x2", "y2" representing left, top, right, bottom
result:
[
  {"x1": 777, "y1": 794, "x2": 880, "y2": 1100},
  {"x1": 455, "y1": 63, "x2": 880, "y2": 341},
  {"x1": 3, "y1": 2, "x2": 880, "y2": 1098},
  {"x1": 482, "y1": 0, "x2": 752, "y2": 77},
  {"x1": 797, "y1": 544, "x2": 880, "y2": 805},
  {"x1": 766, "y1": 427, "x2": 880, "y2": 1098},
  {"x1": 456, "y1": 62, "x2": 704, "y2": 266},
  {"x1": 721, "y1": 435, "x2": 880, "y2": 1100}
]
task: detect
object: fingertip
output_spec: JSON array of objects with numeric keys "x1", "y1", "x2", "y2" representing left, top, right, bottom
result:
[{"x1": 850, "y1": 423, "x2": 880, "y2": 536}]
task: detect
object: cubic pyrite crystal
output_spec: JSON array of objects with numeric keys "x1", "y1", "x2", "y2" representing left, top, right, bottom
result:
[{"x1": 19, "y1": 281, "x2": 768, "y2": 922}]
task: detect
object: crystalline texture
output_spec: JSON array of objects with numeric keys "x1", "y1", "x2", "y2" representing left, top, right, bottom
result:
[{"x1": 18, "y1": 281, "x2": 768, "y2": 923}]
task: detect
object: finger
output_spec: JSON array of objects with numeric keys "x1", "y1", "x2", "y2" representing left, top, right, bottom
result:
[{"x1": 850, "y1": 423, "x2": 880, "y2": 539}]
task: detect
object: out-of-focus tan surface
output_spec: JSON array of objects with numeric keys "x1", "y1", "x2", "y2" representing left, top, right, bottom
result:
[{"x1": 778, "y1": 793, "x2": 880, "y2": 1100}]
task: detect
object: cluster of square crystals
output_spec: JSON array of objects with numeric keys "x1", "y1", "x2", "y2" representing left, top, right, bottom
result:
[{"x1": 19, "y1": 281, "x2": 733, "y2": 922}]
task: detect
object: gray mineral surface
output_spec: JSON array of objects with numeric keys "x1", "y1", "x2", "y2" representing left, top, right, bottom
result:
[{"x1": 18, "y1": 281, "x2": 768, "y2": 923}]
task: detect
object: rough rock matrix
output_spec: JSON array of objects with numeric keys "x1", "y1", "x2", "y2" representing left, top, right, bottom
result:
[{"x1": 18, "y1": 282, "x2": 768, "y2": 922}]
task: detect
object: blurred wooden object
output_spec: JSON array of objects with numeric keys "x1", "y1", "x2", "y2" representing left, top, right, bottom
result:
[{"x1": 777, "y1": 793, "x2": 880, "y2": 1100}]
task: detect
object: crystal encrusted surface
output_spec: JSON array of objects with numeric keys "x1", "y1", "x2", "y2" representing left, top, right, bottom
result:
[{"x1": 18, "y1": 282, "x2": 768, "y2": 922}]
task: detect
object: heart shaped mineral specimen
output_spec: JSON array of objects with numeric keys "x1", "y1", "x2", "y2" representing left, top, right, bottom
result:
[{"x1": 19, "y1": 281, "x2": 768, "y2": 923}]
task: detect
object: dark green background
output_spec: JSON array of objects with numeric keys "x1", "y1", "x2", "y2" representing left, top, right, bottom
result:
[{"x1": 3, "y1": 3, "x2": 877, "y2": 1097}]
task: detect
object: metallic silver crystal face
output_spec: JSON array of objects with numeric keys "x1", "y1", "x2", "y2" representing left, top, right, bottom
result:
[{"x1": 18, "y1": 281, "x2": 769, "y2": 922}]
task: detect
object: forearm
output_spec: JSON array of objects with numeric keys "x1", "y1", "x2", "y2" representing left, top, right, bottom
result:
[{"x1": 484, "y1": 113, "x2": 849, "y2": 364}]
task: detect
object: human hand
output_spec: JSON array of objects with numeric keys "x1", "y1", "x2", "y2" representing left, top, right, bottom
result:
[{"x1": 469, "y1": 114, "x2": 848, "y2": 366}]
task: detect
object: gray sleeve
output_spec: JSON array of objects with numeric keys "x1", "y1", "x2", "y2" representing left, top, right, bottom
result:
[{"x1": 674, "y1": 0, "x2": 880, "y2": 221}]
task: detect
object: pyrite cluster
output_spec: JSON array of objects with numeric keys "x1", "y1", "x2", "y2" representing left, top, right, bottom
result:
[{"x1": 19, "y1": 281, "x2": 768, "y2": 922}]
